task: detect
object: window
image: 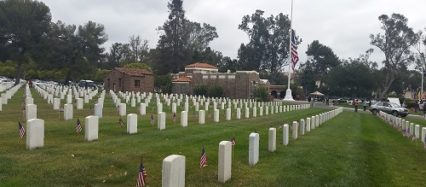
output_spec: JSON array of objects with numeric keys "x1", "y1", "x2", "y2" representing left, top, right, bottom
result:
[{"x1": 134, "y1": 80, "x2": 140, "y2": 88}]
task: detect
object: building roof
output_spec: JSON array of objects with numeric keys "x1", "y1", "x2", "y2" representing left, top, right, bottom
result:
[
  {"x1": 172, "y1": 76, "x2": 192, "y2": 83},
  {"x1": 115, "y1": 67, "x2": 153, "y2": 76},
  {"x1": 185, "y1": 62, "x2": 217, "y2": 69}
]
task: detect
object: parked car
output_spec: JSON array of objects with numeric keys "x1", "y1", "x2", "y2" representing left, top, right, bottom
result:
[
  {"x1": 78, "y1": 80, "x2": 96, "y2": 88},
  {"x1": 369, "y1": 101, "x2": 408, "y2": 117}
]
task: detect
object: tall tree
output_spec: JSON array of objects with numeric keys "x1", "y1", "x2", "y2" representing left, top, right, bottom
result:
[
  {"x1": 370, "y1": 13, "x2": 419, "y2": 98},
  {"x1": 129, "y1": 35, "x2": 149, "y2": 63},
  {"x1": 187, "y1": 22, "x2": 218, "y2": 52},
  {"x1": 327, "y1": 61, "x2": 376, "y2": 98},
  {"x1": 77, "y1": 21, "x2": 108, "y2": 67},
  {"x1": 155, "y1": 0, "x2": 218, "y2": 74},
  {"x1": 155, "y1": 0, "x2": 191, "y2": 74},
  {"x1": 238, "y1": 10, "x2": 293, "y2": 73},
  {"x1": 0, "y1": 0, "x2": 51, "y2": 84},
  {"x1": 301, "y1": 40, "x2": 340, "y2": 92}
]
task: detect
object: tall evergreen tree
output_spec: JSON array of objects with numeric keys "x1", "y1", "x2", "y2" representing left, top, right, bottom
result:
[
  {"x1": 155, "y1": 0, "x2": 191, "y2": 74},
  {"x1": 0, "y1": 0, "x2": 51, "y2": 84}
]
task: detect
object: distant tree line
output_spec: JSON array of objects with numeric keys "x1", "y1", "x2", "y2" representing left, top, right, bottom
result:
[{"x1": 1, "y1": 0, "x2": 425, "y2": 99}]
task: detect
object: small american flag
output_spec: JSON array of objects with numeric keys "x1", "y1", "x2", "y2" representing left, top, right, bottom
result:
[
  {"x1": 18, "y1": 122, "x2": 25, "y2": 139},
  {"x1": 136, "y1": 160, "x2": 148, "y2": 187},
  {"x1": 173, "y1": 112, "x2": 176, "y2": 122},
  {"x1": 290, "y1": 29, "x2": 299, "y2": 70},
  {"x1": 75, "y1": 119, "x2": 82, "y2": 133},
  {"x1": 150, "y1": 114, "x2": 154, "y2": 125},
  {"x1": 231, "y1": 137, "x2": 236, "y2": 146},
  {"x1": 200, "y1": 145, "x2": 208, "y2": 168},
  {"x1": 118, "y1": 117, "x2": 125, "y2": 127}
]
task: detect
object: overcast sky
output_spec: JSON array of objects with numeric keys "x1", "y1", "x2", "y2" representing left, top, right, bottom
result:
[{"x1": 39, "y1": 0, "x2": 426, "y2": 65}]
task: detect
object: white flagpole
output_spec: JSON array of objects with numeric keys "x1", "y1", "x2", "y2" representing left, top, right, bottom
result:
[{"x1": 283, "y1": 0, "x2": 295, "y2": 101}]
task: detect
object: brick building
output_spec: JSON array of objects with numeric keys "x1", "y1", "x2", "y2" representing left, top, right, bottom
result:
[
  {"x1": 104, "y1": 67, "x2": 154, "y2": 92},
  {"x1": 172, "y1": 62, "x2": 269, "y2": 98}
]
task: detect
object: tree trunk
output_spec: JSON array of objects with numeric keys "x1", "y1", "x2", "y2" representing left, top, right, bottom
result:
[
  {"x1": 379, "y1": 73, "x2": 395, "y2": 99},
  {"x1": 14, "y1": 61, "x2": 22, "y2": 85}
]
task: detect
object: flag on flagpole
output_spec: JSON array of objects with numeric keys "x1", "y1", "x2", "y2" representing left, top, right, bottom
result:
[
  {"x1": 75, "y1": 119, "x2": 82, "y2": 133},
  {"x1": 136, "y1": 160, "x2": 148, "y2": 187},
  {"x1": 231, "y1": 137, "x2": 236, "y2": 146},
  {"x1": 18, "y1": 122, "x2": 25, "y2": 139},
  {"x1": 200, "y1": 145, "x2": 208, "y2": 168},
  {"x1": 290, "y1": 29, "x2": 299, "y2": 70}
]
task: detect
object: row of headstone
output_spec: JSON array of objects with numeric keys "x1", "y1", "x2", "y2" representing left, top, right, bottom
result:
[
  {"x1": 25, "y1": 115, "x2": 100, "y2": 150},
  {"x1": 0, "y1": 81, "x2": 14, "y2": 92},
  {"x1": 33, "y1": 83, "x2": 99, "y2": 111},
  {"x1": 159, "y1": 107, "x2": 344, "y2": 185},
  {"x1": 378, "y1": 111, "x2": 426, "y2": 145},
  {"x1": 0, "y1": 81, "x2": 24, "y2": 111}
]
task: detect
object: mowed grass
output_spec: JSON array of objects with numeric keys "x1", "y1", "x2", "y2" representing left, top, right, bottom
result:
[{"x1": 0, "y1": 88, "x2": 425, "y2": 186}]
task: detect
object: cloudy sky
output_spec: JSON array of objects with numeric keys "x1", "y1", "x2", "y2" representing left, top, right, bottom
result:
[{"x1": 39, "y1": 0, "x2": 426, "y2": 64}]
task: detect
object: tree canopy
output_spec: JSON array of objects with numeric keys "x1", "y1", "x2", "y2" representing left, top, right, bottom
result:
[{"x1": 370, "y1": 13, "x2": 419, "y2": 98}]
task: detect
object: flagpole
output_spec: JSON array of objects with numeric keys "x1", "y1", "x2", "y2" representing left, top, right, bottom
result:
[{"x1": 283, "y1": 0, "x2": 295, "y2": 101}]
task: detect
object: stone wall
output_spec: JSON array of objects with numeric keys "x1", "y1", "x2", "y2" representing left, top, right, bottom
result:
[
  {"x1": 104, "y1": 69, "x2": 154, "y2": 92},
  {"x1": 172, "y1": 71, "x2": 265, "y2": 99}
]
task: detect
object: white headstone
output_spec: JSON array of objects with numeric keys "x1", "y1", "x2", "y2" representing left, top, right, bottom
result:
[
  {"x1": 67, "y1": 94, "x2": 72, "y2": 104},
  {"x1": 300, "y1": 119, "x2": 305, "y2": 135},
  {"x1": 158, "y1": 112, "x2": 166, "y2": 130},
  {"x1": 226, "y1": 108, "x2": 231, "y2": 121},
  {"x1": 127, "y1": 114, "x2": 138, "y2": 134},
  {"x1": 119, "y1": 103, "x2": 126, "y2": 116},
  {"x1": 252, "y1": 107, "x2": 257, "y2": 118},
  {"x1": 64, "y1": 104, "x2": 73, "y2": 120},
  {"x1": 25, "y1": 97, "x2": 34, "y2": 105},
  {"x1": 422, "y1": 127, "x2": 426, "y2": 144},
  {"x1": 26, "y1": 104, "x2": 37, "y2": 121},
  {"x1": 232, "y1": 107, "x2": 239, "y2": 120},
  {"x1": 283, "y1": 124, "x2": 289, "y2": 145},
  {"x1": 268, "y1": 128, "x2": 276, "y2": 152},
  {"x1": 157, "y1": 103, "x2": 163, "y2": 114},
  {"x1": 26, "y1": 119, "x2": 44, "y2": 150},
  {"x1": 214, "y1": 109, "x2": 220, "y2": 122},
  {"x1": 76, "y1": 98, "x2": 83, "y2": 110},
  {"x1": 180, "y1": 111, "x2": 188, "y2": 127},
  {"x1": 53, "y1": 98, "x2": 60, "y2": 110},
  {"x1": 85, "y1": 115, "x2": 99, "y2": 141},
  {"x1": 311, "y1": 116, "x2": 316, "y2": 130},
  {"x1": 218, "y1": 141, "x2": 232, "y2": 183},
  {"x1": 140, "y1": 103, "x2": 146, "y2": 116},
  {"x1": 415, "y1": 124, "x2": 420, "y2": 139},
  {"x1": 172, "y1": 102, "x2": 177, "y2": 114},
  {"x1": 249, "y1": 132, "x2": 260, "y2": 166},
  {"x1": 306, "y1": 117, "x2": 311, "y2": 133},
  {"x1": 162, "y1": 154, "x2": 186, "y2": 187},
  {"x1": 198, "y1": 110, "x2": 205, "y2": 124},
  {"x1": 131, "y1": 97, "x2": 136, "y2": 107},
  {"x1": 292, "y1": 121, "x2": 298, "y2": 140},
  {"x1": 94, "y1": 103, "x2": 103, "y2": 118}
]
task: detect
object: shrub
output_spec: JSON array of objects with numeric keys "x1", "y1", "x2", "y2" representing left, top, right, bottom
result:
[
  {"x1": 193, "y1": 85, "x2": 208, "y2": 96},
  {"x1": 208, "y1": 85, "x2": 224, "y2": 98},
  {"x1": 154, "y1": 74, "x2": 172, "y2": 93},
  {"x1": 253, "y1": 86, "x2": 269, "y2": 101}
]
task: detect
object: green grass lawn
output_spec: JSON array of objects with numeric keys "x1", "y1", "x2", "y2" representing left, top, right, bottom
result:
[{"x1": 1, "y1": 88, "x2": 426, "y2": 186}]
